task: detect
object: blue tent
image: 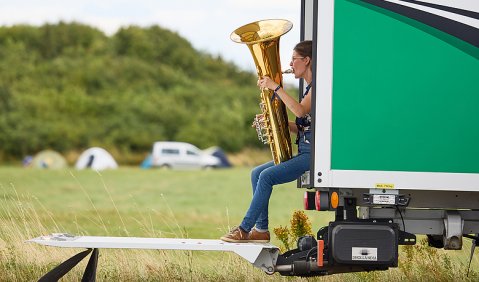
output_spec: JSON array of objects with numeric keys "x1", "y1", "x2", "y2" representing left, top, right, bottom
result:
[
  {"x1": 204, "y1": 147, "x2": 232, "y2": 168},
  {"x1": 140, "y1": 154, "x2": 153, "y2": 169}
]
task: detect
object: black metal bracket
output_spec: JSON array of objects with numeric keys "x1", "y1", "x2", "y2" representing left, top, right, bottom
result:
[
  {"x1": 466, "y1": 234, "x2": 478, "y2": 276},
  {"x1": 398, "y1": 230, "x2": 416, "y2": 245},
  {"x1": 335, "y1": 198, "x2": 357, "y2": 221},
  {"x1": 38, "y1": 248, "x2": 99, "y2": 282},
  {"x1": 362, "y1": 193, "x2": 410, "y2": 207}
]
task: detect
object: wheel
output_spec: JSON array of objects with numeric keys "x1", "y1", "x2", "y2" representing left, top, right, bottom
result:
[{"x1": 159, "y1": 164, "x2": 171, "y2": 170}]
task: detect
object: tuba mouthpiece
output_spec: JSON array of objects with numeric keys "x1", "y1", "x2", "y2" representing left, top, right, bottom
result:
[{"x1": 282, "y1": 69, "x2": 294, "y2": 74}]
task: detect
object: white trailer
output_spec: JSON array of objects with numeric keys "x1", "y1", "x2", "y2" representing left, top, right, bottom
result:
[{"x1": 30, "y1": 0, "x2": 479, "y2": 279}]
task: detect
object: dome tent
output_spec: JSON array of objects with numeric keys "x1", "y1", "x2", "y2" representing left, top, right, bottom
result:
[
  {"x1": 140, "y1": 154, "x2": 153, "y2": 169},
  {"x1": 203, "y1": 146, "x2": 232, "y2": 168},
  {"x1": 75, "y1": 147, "x2": 118, "y2": 171},
  {"x1": 31, "y1": 150, "x2": 67, "y2": 169}
]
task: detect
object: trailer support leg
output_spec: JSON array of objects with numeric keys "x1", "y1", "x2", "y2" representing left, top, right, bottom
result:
[
  {"x1": 444, "y1": 211, "x2": 463, "y2": 250},
  {"x1": 82, "y1": 248, "x2": 99, "y2": 282},
  {"x1": 38, "y1": 248, "x2": 98, "y2": 282},
  {"x1": 466, "y1": 234, "x2": 478, "y2": 276}
]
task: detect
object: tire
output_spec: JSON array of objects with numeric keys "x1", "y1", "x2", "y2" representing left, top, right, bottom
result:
[{"x1": 159, "y1": 164, "x2": 171, "y2": 170}]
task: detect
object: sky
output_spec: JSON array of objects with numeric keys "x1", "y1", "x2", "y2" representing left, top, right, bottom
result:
[{"x1": 0, "y1": 0, "x2": 302, "y2": 84}]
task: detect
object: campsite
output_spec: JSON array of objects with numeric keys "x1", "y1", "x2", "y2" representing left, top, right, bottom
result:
[{"x1": 0, "y1": 20, "x2": 274, "y2": 280}]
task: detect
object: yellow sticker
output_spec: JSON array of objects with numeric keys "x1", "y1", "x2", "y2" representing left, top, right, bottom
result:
[{"x1": 375, "y1": 183, "x2": 395, "y2": 189}]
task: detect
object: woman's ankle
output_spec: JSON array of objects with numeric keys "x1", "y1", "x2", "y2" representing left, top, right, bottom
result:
[{"x1": 253, "y1": 227, "x2": 269, "y2": 233}]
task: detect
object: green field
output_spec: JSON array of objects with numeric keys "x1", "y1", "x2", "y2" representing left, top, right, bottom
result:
[
  {"x1": 0, "y1": 166, "x2": 330, "y2": 238},
  {"x1": 0, "y1": 167, "x2": 478, "y2": 281}
]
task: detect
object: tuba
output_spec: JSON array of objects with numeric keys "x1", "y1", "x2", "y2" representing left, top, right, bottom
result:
[{"x1": 230, "y1": 19, "x2": 293, "y2": 165}]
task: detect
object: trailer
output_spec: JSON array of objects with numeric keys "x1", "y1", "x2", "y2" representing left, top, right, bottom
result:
[
  {"x1": 30, "y1": 0, "x2": 479, "y2": 279},
  {"x1": 284, "y1": 0, "x2": 479, "y2": 276}
]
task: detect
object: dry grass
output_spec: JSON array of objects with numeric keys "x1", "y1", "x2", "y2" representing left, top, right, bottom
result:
[
  {"x1": 2, "y1": 194, "x2": 478, "y2": 281},
  {"x1": 1, "y1": 170, "x2": 479, "y2": 281},
  {"x1": 227, "y1": 147, "x2": 272, "y2": 167},
  {"x1": 0, "y1": 191, "x2": 320, "y2": 281}
]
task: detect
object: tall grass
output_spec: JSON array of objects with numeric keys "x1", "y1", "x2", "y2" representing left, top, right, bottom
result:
[
  {"x1": 0, "y1": 168, "x2": 478, "y2": 281},
  {"x1": 0, "y1": 188, "x2": 279, "y2": 281}
]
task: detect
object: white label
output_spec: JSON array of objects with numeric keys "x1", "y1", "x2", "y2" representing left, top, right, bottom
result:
[
  {"x1": 352, "y1": 247, "x2": 378, "y2": 261},
  {"x1": 372, "y1": 194, "x2": 396, "y2": 205}
]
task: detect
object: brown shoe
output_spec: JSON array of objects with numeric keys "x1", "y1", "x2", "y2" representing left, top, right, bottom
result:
[
  {"x1": 220, "y1": 226, "x2": 249, "y2": 243},
  {"x1": 248, "y1": 228, "x2": 270, "y2": 243}
]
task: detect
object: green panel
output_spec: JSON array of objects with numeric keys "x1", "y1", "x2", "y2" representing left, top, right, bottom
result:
[{"x1": 331, "y1": 0, "x2": 479, "y2": 173}]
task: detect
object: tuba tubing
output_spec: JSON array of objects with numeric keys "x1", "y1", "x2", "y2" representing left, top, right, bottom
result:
[{"x1": 231, "y1": 19, "x2": 293, "y2": 164}]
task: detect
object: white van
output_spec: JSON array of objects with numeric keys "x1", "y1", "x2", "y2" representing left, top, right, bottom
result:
[{"x1": 151, "y1": 142, "x2": 221, "y2": 169}]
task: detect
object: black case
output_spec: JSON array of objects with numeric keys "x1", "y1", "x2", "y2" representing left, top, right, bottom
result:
[{"x1": 329, "y1": 221, "x2": 399, "y2": 266}]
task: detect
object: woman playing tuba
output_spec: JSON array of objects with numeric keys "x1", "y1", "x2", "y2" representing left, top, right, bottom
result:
[{"x1": 221, "y1": 40, "x2": 314, "y2": 243}]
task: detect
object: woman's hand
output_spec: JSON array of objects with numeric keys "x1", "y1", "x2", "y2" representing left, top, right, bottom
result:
[
  {"x1": 257, "y1": 76, "x2": 279, "y2": 91},
  {"x1": 288, "y1": 121, "x2": 298, "y2": 133}
]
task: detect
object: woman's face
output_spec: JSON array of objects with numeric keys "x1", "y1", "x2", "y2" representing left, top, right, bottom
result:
[{"x1": 289, "y1": 50, "x2": 309, "y2": 79}]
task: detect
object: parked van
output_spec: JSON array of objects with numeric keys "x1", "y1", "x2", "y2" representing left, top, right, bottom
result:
[{"x1": 151, "y1": 142, "x2": 221, "y2": 169}]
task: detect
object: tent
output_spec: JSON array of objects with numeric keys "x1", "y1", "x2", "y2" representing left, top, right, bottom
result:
[
  {"x1": 75, "y1": 147, "x2": 118, "y2": 171},
  {"x1": 203, "y1": 147, "x2": 232, "y2": 168},
  {"x1": 140, "y1": 154, "x2": 153, "y2": 169},
  {"x1": 31, "y1": 150, "x2": 67, "y2": 169}
]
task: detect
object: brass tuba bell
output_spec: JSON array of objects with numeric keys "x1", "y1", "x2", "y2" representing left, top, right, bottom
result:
[{"x1": 230, "y1": 19, "x2": 293, "y2": 164}]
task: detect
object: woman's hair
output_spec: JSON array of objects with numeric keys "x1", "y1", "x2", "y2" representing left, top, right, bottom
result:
[{"x1": 294, "y1": 40, "x2": 313, "y2": 59}]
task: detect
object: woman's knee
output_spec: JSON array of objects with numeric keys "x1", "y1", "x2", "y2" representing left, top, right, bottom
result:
[
  {"x1": 251, "y1": 167, "x2": 262, "y2": 183},
  {"x1": 257, "y1": 170, "x2": 274, "y2": 186}
]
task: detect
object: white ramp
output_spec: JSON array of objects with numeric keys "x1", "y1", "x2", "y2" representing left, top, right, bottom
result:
[{"x1": 29, "y1": 233, "x2": 280, "y2": 277}]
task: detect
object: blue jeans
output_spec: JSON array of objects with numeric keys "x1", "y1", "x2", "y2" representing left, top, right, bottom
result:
[{"x1": 240, "y1": 132, "x2": 311, "y2": 232}]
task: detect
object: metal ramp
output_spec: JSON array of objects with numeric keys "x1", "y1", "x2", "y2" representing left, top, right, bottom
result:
[{"x1": 28, "y1": 233, "x2": 280, "y2": 281}]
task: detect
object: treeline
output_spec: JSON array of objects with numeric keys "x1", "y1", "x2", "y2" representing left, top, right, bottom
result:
[{"x1": 0, "y1": 22, "x2": 269, "y2": 162}]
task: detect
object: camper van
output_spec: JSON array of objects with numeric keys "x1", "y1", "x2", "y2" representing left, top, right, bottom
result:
[{"x1": 151, "y1": 142, "x2": 221, "y2": 169}]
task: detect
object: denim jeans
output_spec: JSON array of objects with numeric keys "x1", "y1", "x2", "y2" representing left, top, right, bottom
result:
[{"x1": 240, "y1": 131, "x2": 311, "y2": 232}]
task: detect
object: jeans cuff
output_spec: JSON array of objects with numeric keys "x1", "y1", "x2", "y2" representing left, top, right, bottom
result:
[{"x1": 254, "y1": 227, "x2": 269, "y2": 232}]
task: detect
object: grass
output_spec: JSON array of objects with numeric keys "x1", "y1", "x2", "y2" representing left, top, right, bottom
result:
[
  {"x1": 0, "y1": 167, "x2": 330, "y2": 238},
  {"x1": 0, "y1": 166, "x2": 478, "y2": 281}
]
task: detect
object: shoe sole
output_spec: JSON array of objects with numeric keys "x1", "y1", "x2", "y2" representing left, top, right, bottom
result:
[
  {"x1": 220, "y1": 236, "x2": 249, "y2": 243},
  {"x1": 248, "y1": 240, "x2": 270, "y2": 243}
]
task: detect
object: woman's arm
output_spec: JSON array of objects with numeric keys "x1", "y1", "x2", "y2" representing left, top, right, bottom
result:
[
  {"x1": 275, "y1": 86, "x2": 312, "y2": 117},
  {"x1": 258, "y1": 76, "x2": 312, "y2": 118},
  {"x1": 289, "y1": 121, "x2": 298, "y2": 133}
]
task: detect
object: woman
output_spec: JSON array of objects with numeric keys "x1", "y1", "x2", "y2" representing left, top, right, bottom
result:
[{"x1": 221, "y1": 40, "x2": 313, "y2": 243}]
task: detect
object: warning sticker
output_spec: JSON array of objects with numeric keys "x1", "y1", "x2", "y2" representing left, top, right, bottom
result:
[
  {"x1": 375, "y1": 183, "x2": 395, "y2": 189},
  {"x1": 352, "y1": 247, "x2": 378, "y2": 261}
]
